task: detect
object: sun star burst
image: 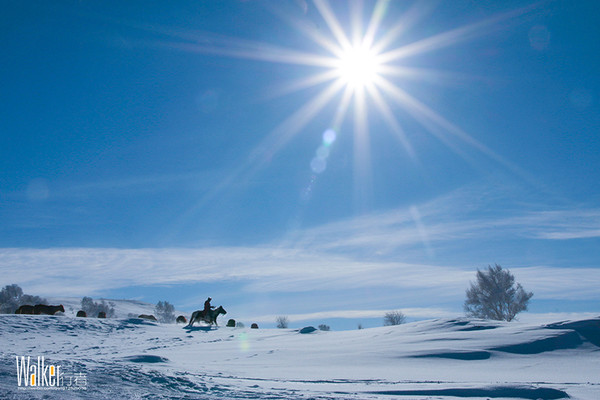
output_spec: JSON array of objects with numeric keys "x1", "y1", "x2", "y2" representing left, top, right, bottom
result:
[
  {"x1": 335, "y1": 44, "x2": 382, "y2": 90},
  {"x1": 164, "y1": 0, "x2": 537, "y2": 221}
]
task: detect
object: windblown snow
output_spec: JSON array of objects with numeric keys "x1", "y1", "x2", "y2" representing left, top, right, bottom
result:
[{"x1": 1, "y1": 306, "x2": 598, "y2": 399}]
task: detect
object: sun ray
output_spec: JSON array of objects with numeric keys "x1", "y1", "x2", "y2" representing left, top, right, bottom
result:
[
  {"x1": 166, "y1": 38, "x2": 335, "y2": 68},
  {"x1": 365, "y1": 83, "x2": 416, "y2": 159},
  {"x1": 371, "y1": 0, "x2": 438, "y2": 54},
  {"x1": 265, "y1": 3, "x2": 344, "y2": 58},
  {"x1": 313, "y1": 0, "x2": 352, "y2": 50},
  {"x1": 127, "y1": 20, "x2": 341, "y2": 68},
  {"x1": 349, "y1": 0, "x2": 363, "y2": 46},
  {"x1": 267, "y1": 69, "x2": 342, "y2": 100},
  {"x1": 169, "y1": 79, "x2": 347, "y2": 238},
  {"x1": 377, "y1": 64, "x2": 475, "y2": 85},
  {"x1": 375, "y1": 75, "x2": 527, "y2": 177},
  {"x1": 362, "y1": 0, "x2": 389, "y2": 49},
  {"x1": 248, "y1": 79, "x2": 347, "y2": 171},
  {"x1": 332, "y1": 85, "x2": 354, "y2": 130},
  {"x1": 378, "y1": 3, "x2": 542, "y2": 64},
  {"x1": 352, "y1": 86, "x2": 373, "y2": 213}
]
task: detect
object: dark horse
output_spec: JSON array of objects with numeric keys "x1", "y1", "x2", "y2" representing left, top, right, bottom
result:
[
  {"x1": 187, "y1": 305, "x2": 227, "y2": 327},
  {"x1": 15, "y1": 304, "x2": 64, "y2": 315},
  {"x1": 34, "y1": 304, "x2": 65, "y2": 315}
]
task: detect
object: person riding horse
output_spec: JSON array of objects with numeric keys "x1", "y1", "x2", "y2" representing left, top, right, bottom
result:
[
  {"x1": 187, "y1": 303, "x2": 227, "y2": 327},
  {"x1": 203, "y1": 297, "x2": 214, "y2": 320}
]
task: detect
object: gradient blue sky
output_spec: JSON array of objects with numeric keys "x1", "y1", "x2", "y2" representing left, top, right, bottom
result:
[{"x1": 1, "y1": 0, "x2": 599, "y2": 329}]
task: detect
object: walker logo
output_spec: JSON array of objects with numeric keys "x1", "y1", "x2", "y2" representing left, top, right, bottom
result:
[{"x1": 15, "y1": 356, "x2": 87, "y2": 390}]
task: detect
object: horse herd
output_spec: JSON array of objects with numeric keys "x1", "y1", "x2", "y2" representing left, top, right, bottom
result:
[
  {"x1": 13, "y1": 303, "x2": 233, "y2": 327},
  {"x1": 15, "y1": 304, "x2": 65, "y2": 315},
  {"x1": 15, "y1": 304, "x2": 108, "y2": 318}
]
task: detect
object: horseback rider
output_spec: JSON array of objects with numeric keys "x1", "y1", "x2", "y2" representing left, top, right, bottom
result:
[{"x1": 203, "y1": 297, "x2": 214, "y2": 321}]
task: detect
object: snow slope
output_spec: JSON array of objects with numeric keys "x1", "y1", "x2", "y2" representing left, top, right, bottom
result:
[
  {"x1": 47, "y1": 297, "x2": 188, "y2": 319},
  {"x1": 0, "y1": 314, "x2": 598, "y2": 399}
]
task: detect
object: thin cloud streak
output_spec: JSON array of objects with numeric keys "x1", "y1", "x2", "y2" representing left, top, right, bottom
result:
[
  {"x1": 247, "y1": 307, "x2": 459, "y2": 324},
  {"x1": 287, "y1": 192, "x2": 600, "y2": 256}
]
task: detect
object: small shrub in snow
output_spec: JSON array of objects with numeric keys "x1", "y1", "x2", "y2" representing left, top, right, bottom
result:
[
  {"x1": 276, "y1": 316, "x2": 289, "y2": 329},
  {"x1": 318, "y1": 324, "x2": 330, "y2": 331},
  {"x1": 384, "y1": 310, "x2": 406, "y2": 326}
]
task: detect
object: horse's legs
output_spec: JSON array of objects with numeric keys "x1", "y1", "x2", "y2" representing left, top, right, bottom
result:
[{"x1": 187, "y1": 311, "x2": 197, "y2": 327}]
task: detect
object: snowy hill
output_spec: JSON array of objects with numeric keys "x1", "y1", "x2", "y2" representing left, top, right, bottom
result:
[
  {"x1": 0, "y1": 315, "x2": 598, "y2": 399},
  {"x1": 46, "y1": 297, "x2": 188, "y2": 319}
]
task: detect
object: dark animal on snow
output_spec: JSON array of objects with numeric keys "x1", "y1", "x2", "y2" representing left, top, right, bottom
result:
[
  {"x1": 176, "y1": 315, "x2": 187, "y2": 324},
  {"x1": 34, "y1": 304, "x2": 65, "y2": 315},
  {"x1": 15, "y1": 305, "x2": 35, "y2": 314},
  {"x1": 98, "y1": 312, "x2": 106, "y2": 318},
  {"x1": 76, "y1": 310, "x2": 87, "y2": 317},
  {"x1": 251, "y1": 323, "x2": 259, "y2": 329},
  {"x1": 186, "y1": 305, "x2": 227, "y2": 327},
  {"x1": 138, "y1": 314, "x2": 157, "y2": 321}
]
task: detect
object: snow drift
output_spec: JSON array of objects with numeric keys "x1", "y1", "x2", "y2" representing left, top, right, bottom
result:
[{"x1": 0, "y1": 313, "x2": 598, "y2": 399}]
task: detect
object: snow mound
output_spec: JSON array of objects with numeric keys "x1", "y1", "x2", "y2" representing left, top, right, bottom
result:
[
  {"x1": 298, "y1": 326, "x2": 317, "y2": 334},
  {"x1": 123, "y1": 355, "x2": 168, "y2": 363},
  {"x1": 1, "y1": 315, "x2": 598, "y2": 399},
  {"x1": 546, "y1": 318, "x2": 600, "y2": 346},
  {"x1": 491, "y1": 329, "x2": 583, "y2": 354},
  {"x1": 370, "y1": 386, "x2": 569, "y2": 399},
  {"x1": 411, "y1": 350, "x2": 491, "y2": 360}
]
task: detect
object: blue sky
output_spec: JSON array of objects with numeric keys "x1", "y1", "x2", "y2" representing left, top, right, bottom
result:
[{"x1": 1, "y1": 0, "x2": 599, "y2": 329}]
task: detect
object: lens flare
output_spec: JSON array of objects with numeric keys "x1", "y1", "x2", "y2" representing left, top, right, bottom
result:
[
  {"x1": 238, "y1": 332, "x2": 250, "y2": 352},
  {"x1": 323, "y1": 129, "x2": 337, "y2": 145}
]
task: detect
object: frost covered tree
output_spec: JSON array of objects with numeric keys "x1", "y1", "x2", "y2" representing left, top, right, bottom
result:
[
  {"x1": 81, "y1": 296, "x2": 115, "y2": 318},
  {"x1": 155, "y1": 301, "x2": 176, "y2": 323},
  {"x1": 384, "y1": 310, "x2": 406, "y2": 326},
  {"x1": 0, "y1": 284, "x2": 47, "y2": 314},
  {"x1": 464, "y1": 264, "x2": 533, "y2": 322},
  {"x1": 276, "y1": 316, "x2": 289, "y2": 329}
]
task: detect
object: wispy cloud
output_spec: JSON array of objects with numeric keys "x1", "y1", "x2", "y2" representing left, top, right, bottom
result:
[
  {"x1": 2, "y1": 184, "x2": 599, "y2": 308},
  {"x1": 0, "y1": 247, "x2": 468, "y2": 296},
  {"x1": 281, "y1": 186, "x2": 600, "y2": 259},
  {"x1": 247, "y1": 307, "x2": 458, "y2": 324}
]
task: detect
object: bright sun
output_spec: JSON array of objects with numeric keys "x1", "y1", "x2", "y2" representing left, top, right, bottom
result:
[
  {"x1": 335, "y1": 44, "x2": 381, "y2": 89},
  {"x1": 175, "y1": 0, "x2": 523, "y2": 211}
]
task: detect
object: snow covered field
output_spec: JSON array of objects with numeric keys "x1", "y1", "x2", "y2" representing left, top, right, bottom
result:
[{"x1": 1, "y1": 306, "x2": 598, "y2": 400}]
